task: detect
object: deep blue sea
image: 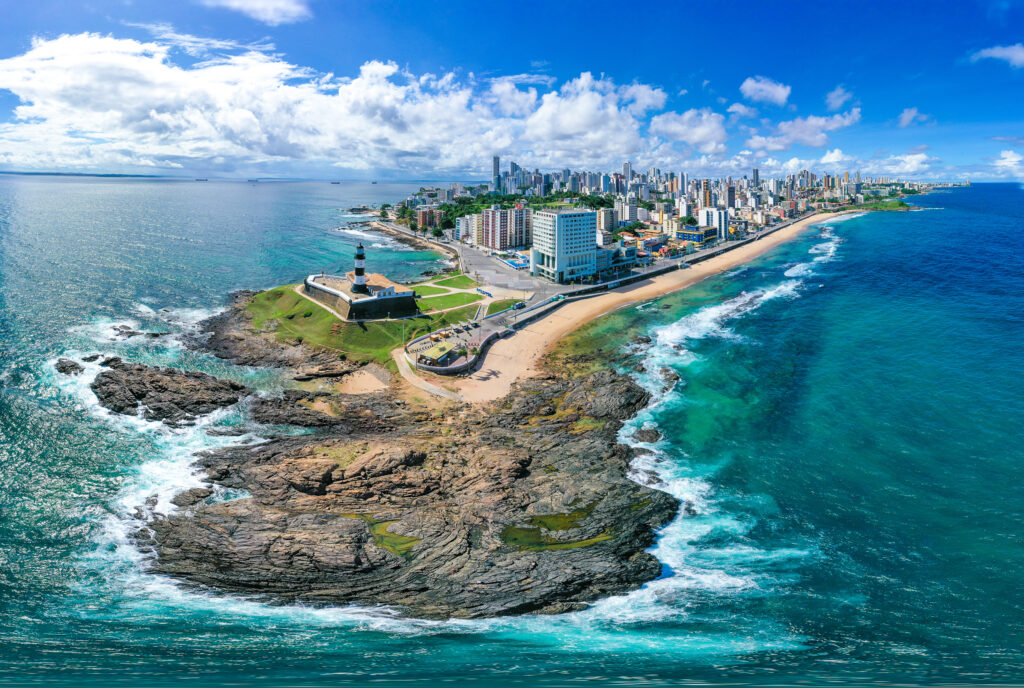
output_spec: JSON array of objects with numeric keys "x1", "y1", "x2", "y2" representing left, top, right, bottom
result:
[{"x1": 0, "y1": 178, "x2": 1022, "y2": 686}]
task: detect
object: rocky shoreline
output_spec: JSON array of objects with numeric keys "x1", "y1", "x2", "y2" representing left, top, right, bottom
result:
[
  {"x1": 61, "y1": 291, "x2": 680, "y2": 619},
  {"x1": 367, "y1": 220, "x2": 460, "y2": 261}
]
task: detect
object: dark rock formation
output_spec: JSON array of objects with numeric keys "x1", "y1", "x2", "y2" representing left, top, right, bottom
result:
[
  {"x1": 190, "y1": 291, "x2": 358, "y2": 379},
  {"x1": 147, "y1": 368, "x2": 678, "y2": 619},
  {"x1": 632, "y1": 427, "x2": 662, "y2": 444},
  {"x1": 112, "y1": 288, "x2": 685, "y2": 619},
  {"x1": 90, "y1": 357, "x2": 248, "y2": 425},
  {"x1": 55, "y1": 358, "x2": 84, "y2": 375},
  {"x1": 246, "y1": 389, "x2": 401, "y2": 430},
  {"x1": 171, "y1": 487, "x2": 213, "y2": 508}
]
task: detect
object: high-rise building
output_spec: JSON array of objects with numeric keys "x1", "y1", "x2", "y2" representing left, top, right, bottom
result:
[
  {"x1": 675, "y1": 197, "x2": 692, "y2": 219},
  {"x1": 480, "y1": 204, "x2": 531, "y2": 250},
  {"x1": 596, "y1": 207, "x2": 616, "y2": 232},
  {"x1": 701, "y1": 178, "x2": 711, "y2": 208},
  {"x1": 530, "y1": 209, "x2": 597, "y2": 284},
  {"x1": 752, "y1": 168, "x2": 759, "y2": 186},
  {"x1": 727, "y1": 185, "x2": 736, "y2": 209},
  {"x1": 455, "y1": 214, "x2": 479, "y2": 243},
  {"x1": 614, "y1": 198, "x2": 637, "y2": 224},
  {"x1": 700, "y1": 208, "x2": 729, "y2": 241},
  {"x1": 492, "y1": 155, "x2": 500, "y2": 190},
  {"x1": 623, "y1": 161, "x2": 632, "y2": 184}
]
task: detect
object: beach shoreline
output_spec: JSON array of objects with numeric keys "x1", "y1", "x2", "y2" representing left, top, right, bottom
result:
[{"x1": 451, "y1": 210, "x2": 856, "y2": 403}]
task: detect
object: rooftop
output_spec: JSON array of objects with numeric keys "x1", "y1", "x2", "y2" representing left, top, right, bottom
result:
[
  {"x1": 344, "y1": 272, "x2": 413, "y2": 294},
  {"x1": 310, "y1": 273, "x2": 413, "y2": 301},
  {"x1": 535, "y1": 208, "x2": 595, "y2": 216}
]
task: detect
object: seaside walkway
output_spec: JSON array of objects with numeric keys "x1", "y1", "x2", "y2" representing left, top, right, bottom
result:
[{"x1": 391, "y1": 346, "x2": 462, "y2": 402}]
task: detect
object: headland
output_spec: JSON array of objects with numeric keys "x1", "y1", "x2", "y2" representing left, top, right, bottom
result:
[{"x1": 51, "y1": 204, "x2": 884, "y2": 619}]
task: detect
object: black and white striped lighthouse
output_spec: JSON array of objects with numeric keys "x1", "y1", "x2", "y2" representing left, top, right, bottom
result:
[{"x1": 352, "y1": 243, "x2": 369, "y2": 293}]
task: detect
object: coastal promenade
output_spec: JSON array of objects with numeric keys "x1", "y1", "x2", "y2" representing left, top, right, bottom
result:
[
  {"x1": 450, "y1": 210, "x2": 842, "y2": 404},
  {"x1": 363, "y1": 210, "x2": 843, "y2": 403}
]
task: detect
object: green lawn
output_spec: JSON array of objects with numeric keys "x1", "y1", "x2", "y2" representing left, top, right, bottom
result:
[
  {"x1": 486, "y1": 299, "x2": 519, "y2": 315},
  {"x1": 856, "y1": 200, "x2": 910, "y2": 211},
  {"x1": 417, "y1": 291, "x2": 482, "y2": 311},
  {"x1": 246, "y1": 287, "x2": 478, "y2": 364},
  {"x1": 433, "y1": 274, "x2": 480, "y2": 289},
  {"x1": 410, "y1": 284, "x2": 450, "y2": 296}
]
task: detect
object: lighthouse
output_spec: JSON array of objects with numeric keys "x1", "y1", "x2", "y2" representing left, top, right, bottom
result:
[
  {"x1": 352, "y1": 243, "x2": 369, "y2": 294},
  {"x1": 303, "y1": 241, "x2": 418, "y2": 320}
]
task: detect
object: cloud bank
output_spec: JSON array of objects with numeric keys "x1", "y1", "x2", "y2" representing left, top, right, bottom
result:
[
  {"x1": 0, "y1": 32, "x2": 743, "y2": 176},
  {"x1": 0, "y1": 30, "x2": 950, "y2": 180}
]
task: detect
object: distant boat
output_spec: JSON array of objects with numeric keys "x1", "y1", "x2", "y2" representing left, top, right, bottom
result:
[
  {"x1": 330, "y1": 181, "x2": 340, "y2": 184},
  {"x1": 371, "y1": 181, "x2": 378, "y2": 184},
  {"x1": 195, "y1": 178, "x2": 208, "y2": 182},
  {"x1": 247, "y1": 179, "x2": 259, "y2": 183}
]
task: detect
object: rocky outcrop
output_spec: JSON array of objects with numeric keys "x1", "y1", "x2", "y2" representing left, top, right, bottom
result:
[
  {"x1": 55, "y1": 358, "x2": 84, "y2": 375},
  {"x1": 247, "y1": 389, "x2": 400, "y2": 430},
  {"x1": 90, "y1": 357, "x2": 248, "y2": 425},
  {"x1": 190, "y1": 291, "x2": 358, "y2": 379},
  {"x1": 86, "y1": 289, "x2": 681, "y2": 619},
  {"x1": 143, "y1": 368, "x2": 678, "y2": 619}
]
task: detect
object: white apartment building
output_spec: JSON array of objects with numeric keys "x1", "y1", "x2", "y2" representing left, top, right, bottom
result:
[
  {"x1": 596, "y1": 207, "x2": 616, "y2": 231},
  {"x1": 455, "y1": 214, "x2": 480, "y2": 243},
  {"x1": 530, "y1": 209, "x2": 597, "y2": 284},
  {"x1": 614, "y1": 199, "x2": 637, "y2": 225},
  {"x1": 700, "y1": 207, "x2": 729, "y2": 241}
]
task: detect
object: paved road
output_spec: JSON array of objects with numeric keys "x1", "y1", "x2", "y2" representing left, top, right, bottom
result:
[{"x1": 376, "y1": 212, "x2": 818, "y2": 302}]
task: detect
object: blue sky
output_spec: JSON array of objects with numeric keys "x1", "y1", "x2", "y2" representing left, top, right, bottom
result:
[{"x1": 0, "y1": 0, "x2": 1022, "y2": 180}]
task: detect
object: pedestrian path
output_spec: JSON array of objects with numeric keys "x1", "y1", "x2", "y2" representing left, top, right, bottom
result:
[{"x1": 391, "y1": 347, "x2": 462, "y2": 401}]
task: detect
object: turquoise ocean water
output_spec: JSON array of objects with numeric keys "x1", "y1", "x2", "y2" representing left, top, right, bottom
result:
[{"x1": 0, "y1": 178, "x2": 1021, "y2": 686}]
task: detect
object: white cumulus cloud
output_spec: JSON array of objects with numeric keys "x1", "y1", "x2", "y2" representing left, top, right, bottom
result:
[
  {"x1": 869, "y1": 152, "x2": 935, "y2": 175},
  {"x1": 971, "y1": 43, "x2": 1024, "y2": 68},
  {"x1": 993, "y1": 149, "x2": 1023, "y2": 176},
  {"x1": 0, "y1": 33, "x2": 691, "y2": 176},
  {"x1": 197, "y1": 0, "x2": 312, "y2": 25},
  {"x1": 745, "y1": 109, "x2": 861, "y2": 151},
  {"x1": 825, "y1": 85, "x2": 853, "y2": 111},
  {"x1": 726, "y1": 102, "x2": 757, "y2": 118},
  {"x1": 739, "y1": 75, "x2": 791, "y2": 106},
  {"x1": 820, "y1": 148, "x2": 851, "y2": 165},
  {"x1": 649, "y1": 108, "x2": 728, "y2": 154}
]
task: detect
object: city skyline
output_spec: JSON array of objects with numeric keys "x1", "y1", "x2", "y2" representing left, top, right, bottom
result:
[{"x1": 1, "y1": 0, "x2": 1023, "y2": 180}]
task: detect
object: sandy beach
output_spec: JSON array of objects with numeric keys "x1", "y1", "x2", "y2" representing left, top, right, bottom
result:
[{"x1": 453, "y1": 211, "x2": 847, "y2": 403}]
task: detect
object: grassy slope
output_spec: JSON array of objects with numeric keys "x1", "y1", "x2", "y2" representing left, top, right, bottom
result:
[
  {"x1": 486, "y1": 299, "x2": 519, "y2": 315},
  {"x1": 434, "y1": 274, "x2": 481, "y2": 289},
  {"x1": 857, "y1": 199, "x2": 910, "y2": 211},
  {"x1": 410, "y1": 285, "x2": 450, "y2": 296},
  {"x1": 417, "y1": 292, "x2": 482, "y2": 311},
  {"x1": 246, "y1": 287, "x2": 478, "y2": 364}
]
